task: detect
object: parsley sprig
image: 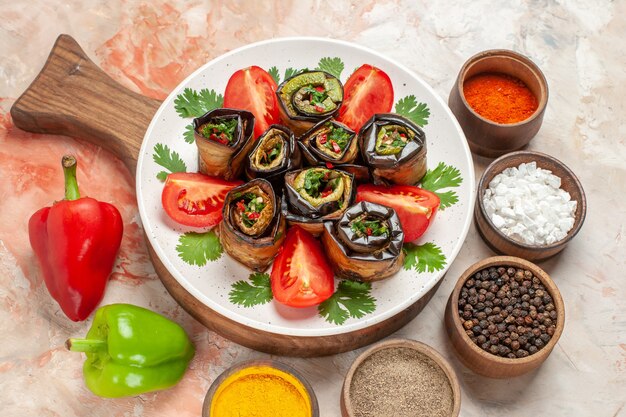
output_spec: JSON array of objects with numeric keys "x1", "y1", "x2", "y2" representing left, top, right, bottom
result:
[
  {"x1": 351, "y1": 218, "x2": 389, "y2": 237},
  {"x1": 303, "y1": 169, "x2": 327, "y2": 197},
  {"x1": 153, "y1": 143, "x2": 187, "y2": 181},
  {"x1": 229, "y1": 273, "x2": 273, "y2": 307},
  {"x1": 200, "y1": 118, "x2": 237, "y2": 142},
  {"x1": 403, "y1": 242, "x2": 446, "y2": 273},
  {"x1": 395, "y1": 95, "x2": 430, "y2": 127},
  {"x1": 326, "y1": 124, "x2": 351, "y2": 152},
  {"x1": 176, "y1": 231, "x2": 223, "y2": 266},
  {"x1": 268, "y1": 66, "x2": 308, "y2": 84},
  {"x1": 183, "y1": 123, "x2": 195, "y2": 144},
  {"x1": 316, "y1": 57, "x2": 344, "y2": 79},
  {"x1": 174, "y1": 88, "x2": 224, "y2": 118},
  {"x1": 318, "y1": 280, "x2": 376, "y2": 325},
  {"x1": 420, "y1": 162, "x2": 463, "y2": 210}
]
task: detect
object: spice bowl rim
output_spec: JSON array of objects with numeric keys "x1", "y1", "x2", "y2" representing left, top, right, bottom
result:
[
  {"x1": 202, "y1": 358, "x2": 320, "y2": 417},
  {"x1": 476, "y1": 150, "x2": 587, "y2": 253},
  {"x1": 456, "y1": 48, "x2": 549, "y2": 127},
  {"x1": 446, "y1": 256, "x2": 565, "y2": 371},
  {"x1": 341, "y1": 338, "x2": 461, "y2": 417}
]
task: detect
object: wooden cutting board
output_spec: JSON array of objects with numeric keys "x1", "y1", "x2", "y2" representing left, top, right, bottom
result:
[{"x1": 11, "y1": 34, "x2": 442, "y2": 357}]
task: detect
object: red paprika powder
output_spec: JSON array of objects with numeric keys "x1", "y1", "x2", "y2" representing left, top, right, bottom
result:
[{"x1": 463, "y1": 73, "x2": 538, "y2": 124}]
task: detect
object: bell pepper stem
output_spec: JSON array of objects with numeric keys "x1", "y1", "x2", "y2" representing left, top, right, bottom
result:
[
  {"x1": 66, "y1": 338, "x2": 107, "y2": 353},
  {"x1": 62, "y1": 155, "x2": 81, "y2": 201}
]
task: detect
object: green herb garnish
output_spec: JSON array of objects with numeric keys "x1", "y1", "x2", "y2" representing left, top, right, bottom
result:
[
  {"x1": 268, "y1": 66, "x2": 280, "y2": 84},
  {"x1": 153, "y1": 143, "x2": 187, "y2": 181},
  {"x1": 324, "y1": 124, "x2": 351, "y2": 153},
  {"x1": 200, "y1": 118, "x2": 238, "y2": 143},
  {"x1": 318, "y1": 280, "x2": 376, "y2": 325},
  {"x1": 229, "y1": 273, "x2": 273, "y2": 307},
  {"x1": 403, "y1": 242, "x2": 446, "y2": 273},
  {"x1": 303, "y1": 85, "x2": 328, "y2": 108},
  {"x1": 420, "y1": 162, "x2": 463, "y2": 210},
  {"x1": 351, "y1": 218, "x2": 389, "y2": 237},
  {"x1": 302, "y1": 169, "x2": 327, "y2": 197},
  {"x1": 316, "y1": 57, "x2": 344, "y2": 79},
  {"x1": 236, "y1": 193, "x2": 266, "y2": 227},
  {"x1": 395, "y1": 95, "x2": 430, "y2": 127},
  {"x1": 183, "y1": 123, "x2": 195, "y2": 144},
  {"x1": 176, "y1": 230, "x2": 223, "y2": 266},
  {"x1": 174, "y1": 88, "x2": 224, "y2": 118}
]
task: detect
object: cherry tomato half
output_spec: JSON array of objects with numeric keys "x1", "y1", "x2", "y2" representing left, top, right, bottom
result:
[
  {"x1": 161, "y1": 172, "x2": 243, "y2": 228},
  {"x1": 338, "y1": 64, "x2": 394, "y2": 131},
  {"x1": 223, "y1": 66, "x2": 280, "y2": 138},
  {"x1": 271, "y1": 226, "x2": 335, "y2": 308},
  {"x1": 356, "y1": 184, "x2": 440, "y2": 242}
]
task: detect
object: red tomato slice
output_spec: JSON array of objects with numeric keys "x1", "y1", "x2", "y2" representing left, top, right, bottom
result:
[
  {"x1": 271, "y1": 226, "x2": 335, "y2": 308},
  {"x1": 338, "y1": 64, "x2": 394, "y2": 131},
  {"x1": 356, "y1": 184, "x2": 440, "y2": 242},
  {"x1": 223, "y1": 66, "x2": 280, "y2": 138},
  {"x1": 161, "y1": 173, "x2": 243, "y2": 228}
]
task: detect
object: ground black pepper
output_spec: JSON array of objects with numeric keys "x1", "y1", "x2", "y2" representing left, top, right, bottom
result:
[
  {"x1": 349, "y1": 347, "x2": 454, "y2": 417},
  {"x1": 457, "y1": 266, "x2": 557, "y2": 358}
]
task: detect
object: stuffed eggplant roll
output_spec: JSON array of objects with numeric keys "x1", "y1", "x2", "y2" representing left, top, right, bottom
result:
[
  {"x1": 276, "y1": 71, "x2": 343, "y2": 135},
  {"x1": 283, "y1": 167, "x2": 355, "y2": 235},
  {"x1": 359, "y1": 113, "x2": 427, "y2": 185},
  {"x1": 219, "y1": 179, "x2": 285, "y2": 271},
  {"x1": 194, "y1": 108, "x2": 255, "y2": 180},
  {"x1": 321, "y1": 201, "x2": 404, "y2": 281},
  {"x1": 245, "y1": 125, "x2": 301, "y2": 192},
  {"x1": 298, "y1": 118, "x2": 358, "y2": 165}
]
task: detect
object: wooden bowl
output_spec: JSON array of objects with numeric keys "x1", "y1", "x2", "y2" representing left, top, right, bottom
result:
[
  {"x1": 475, "y1": 150, "x2": 586, "y2": 261},
  {"x1": 448, "y1": 49, "x2": 548, "y2": 157},
  {"x1": 444, "y1": 256, "x2": 565, "y2": 378},
  {"x1": 202, "y1": 359, "x2": 319, "y2": 417},
  {"x1": 341, "y1": 339, "x2": 461, "y2": 417}
]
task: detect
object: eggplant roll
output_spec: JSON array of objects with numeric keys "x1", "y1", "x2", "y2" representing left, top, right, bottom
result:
[
  {"x1": 359, "y1": 113, "x2": 427, "y2": 185},
  {"x1": 219, "y1": 179, "x2": 286, "y2": 271},
  {"x1": 245, "y1": 124, "x2": 301, "y2": 192},
  {"x1": 298, "y1": 118, "x2": 358, "y2": 165},
  {"x1": 283, "y1": 167, "x2": 355, "y2": 236},
  {"x1": 194, "y1": 108, "x2": 255, "y2": 180},
  {"x1": 276, "y1": 71, "x2": 343, "y2": 135},
  {"x1": 321, "y1": 201, "x2": 405, "y2": 281}
]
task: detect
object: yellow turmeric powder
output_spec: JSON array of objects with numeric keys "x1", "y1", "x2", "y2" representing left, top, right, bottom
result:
[{"x1": 210, "y1": 365, "x2": 311, "y2": 417}]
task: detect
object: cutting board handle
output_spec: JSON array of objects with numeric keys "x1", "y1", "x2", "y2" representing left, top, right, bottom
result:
[{"x1": 10, "y1": 34, "x2": 162, "y2": 172}]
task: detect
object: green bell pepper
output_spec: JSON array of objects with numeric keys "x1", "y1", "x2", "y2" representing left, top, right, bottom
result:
[{"x1": 66, "y1": 303, "x2": 195, "y2": 398}]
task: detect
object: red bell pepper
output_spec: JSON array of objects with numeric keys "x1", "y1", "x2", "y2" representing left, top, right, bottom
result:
[{"x1": 28, "y1": 155, "x2": 123, "y2": 321}]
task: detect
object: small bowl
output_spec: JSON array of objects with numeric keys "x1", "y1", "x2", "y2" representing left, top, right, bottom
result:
[
  {"x1": 475, "y1": 150, "x2": 586, "y2": 261},
  {"x1": 341, "y1": 339, "x2": 461, "y2": 417},
  {"x1": 444, "y1": 256, "x2": 565, "y2": 378},
  {"x1": 449, "y1": 49, "x2": 548, "y2": 157},
  {"x1": 203, "y1": 359, "x2": 319, "y2": 417}
]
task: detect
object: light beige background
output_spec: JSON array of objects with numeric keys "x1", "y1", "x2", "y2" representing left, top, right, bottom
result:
[{"x1": 0, "y1": 1, "x2": 624, "y2": 416}]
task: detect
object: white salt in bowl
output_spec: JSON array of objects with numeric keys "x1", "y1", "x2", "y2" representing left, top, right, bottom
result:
[{"x1": 475, "y1": 151, "x2": 586, "y2": 261}]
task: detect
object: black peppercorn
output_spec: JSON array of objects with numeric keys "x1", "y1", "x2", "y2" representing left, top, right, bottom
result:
[{"x1": 457, "y1": 265, "x2": 557, "y2": 359}]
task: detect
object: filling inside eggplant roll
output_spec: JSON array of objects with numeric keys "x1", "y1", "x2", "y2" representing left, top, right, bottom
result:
[
  {"x1": 250, "y1": 128, "x2": 287, "y2": 170},
  {"x1": 230, "y1": 185, "x2": 273, "y2": 237}
]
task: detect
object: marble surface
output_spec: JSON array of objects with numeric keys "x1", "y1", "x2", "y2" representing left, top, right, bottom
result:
[{"x1": 0, "y1": 1, "x2": 624, "y2": 416}]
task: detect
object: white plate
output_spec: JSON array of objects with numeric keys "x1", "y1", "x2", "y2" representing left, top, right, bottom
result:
[{"x1": 137, "y1": 37, "x2": 475, "y2": 337}]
